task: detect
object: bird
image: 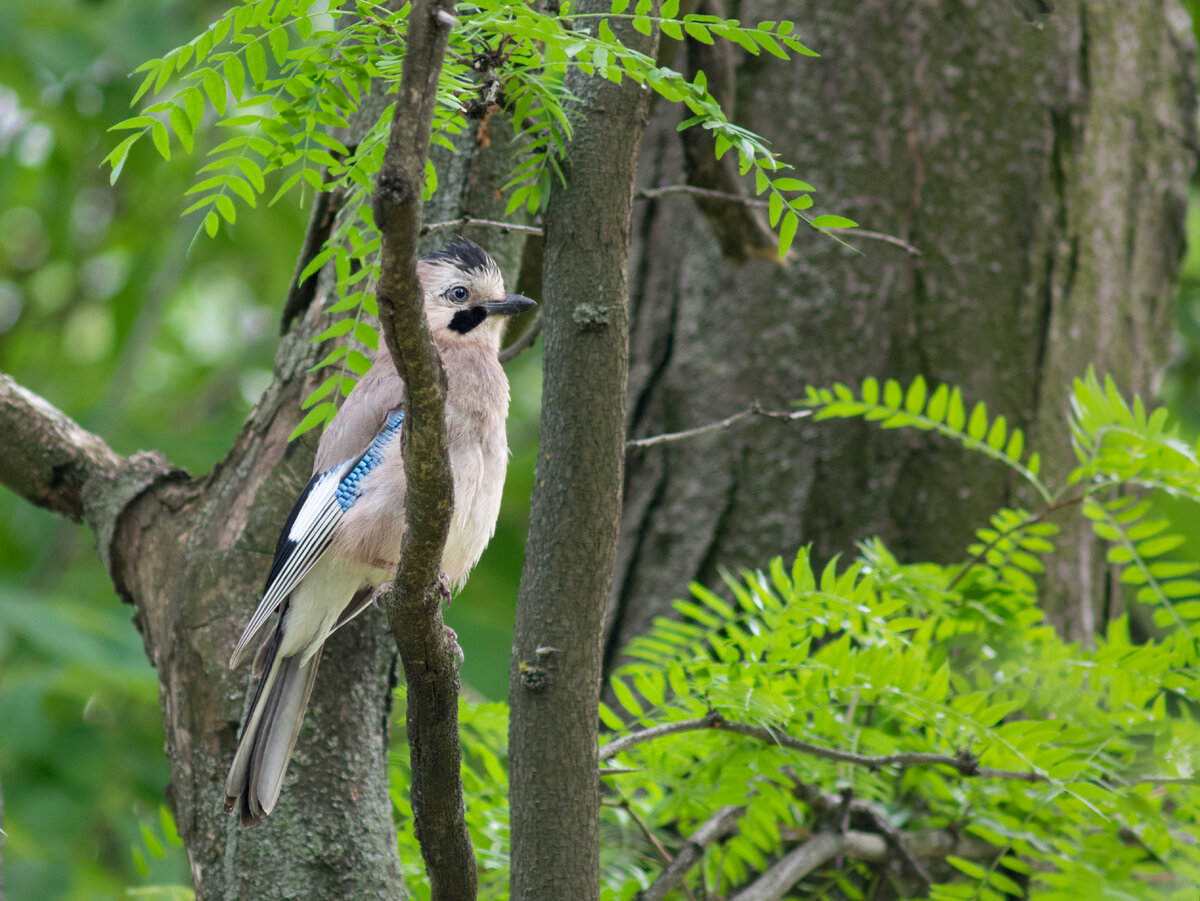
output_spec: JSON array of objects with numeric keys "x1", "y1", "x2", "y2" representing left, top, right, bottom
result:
[{"x1": 224, "y1": 236, "x2": 535, "y2": 825}]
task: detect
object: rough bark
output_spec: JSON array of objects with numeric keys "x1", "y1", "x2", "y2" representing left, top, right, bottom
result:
[
  {"x1": 118, "y1": 289, "x2": 405, "y2": 901},
  {"x1": 507, "y1": 3, "x2": 657, "y2": 900},
  {"x1": 609, "y1": 0, "x2": 1196, "y2": 663}
]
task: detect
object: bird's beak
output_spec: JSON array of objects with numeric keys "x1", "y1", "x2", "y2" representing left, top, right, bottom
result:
[{"x1": 482, "y1": 294, "x2": 537, "y2": 317}]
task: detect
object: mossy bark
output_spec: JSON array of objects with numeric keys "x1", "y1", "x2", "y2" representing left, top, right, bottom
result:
[{"x1": 610, "y1": 0, "x2": 1196, "y2": 663}]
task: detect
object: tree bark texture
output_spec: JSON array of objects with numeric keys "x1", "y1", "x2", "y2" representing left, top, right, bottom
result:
[
  {"x1": 609, "y1": 0, "x2": 1196, "y2": 663},
  {"x1": 118, "y1": 280, "x2": 406, "y2": 901},
  {"x1": 0, "y1": 127, "x2": 409, "y2": 901},
  {"x1": 507, "y1": 3, "x2": 657, "y2": 900}
]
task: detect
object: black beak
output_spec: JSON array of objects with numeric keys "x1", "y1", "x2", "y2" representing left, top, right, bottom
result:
[{"x1": 482, "y1": 294, "x2": 537, "y2": 317}]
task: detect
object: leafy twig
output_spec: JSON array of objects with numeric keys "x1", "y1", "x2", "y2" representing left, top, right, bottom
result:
[
  {"x1": 634, "y1": 185, "x2": 922, "y2": 256},
  {"x1": 946, "y1": 494, "x2": 1085, "y2": 591}
]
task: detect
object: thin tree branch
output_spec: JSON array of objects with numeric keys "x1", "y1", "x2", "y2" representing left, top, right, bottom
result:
[
  {"x1": 634, "y1": 185, "x2": 922, "y2": 256},
  {"x1": 606, "y1": 713, "x2": 1199, "y2": 791},
  {"x1": 499, "y1": 310, "x2": 543, "y2": 364},
  {"x1": 422, "y1": 215, "x2": 544, "y2": 237},
  {"x1": 626, "y1": 403, "x2": 812, "y2": 450},
  {"x1": 371, "y1": 0, "x2": 477, "y2": 897},
  {"x1": 636, "y1": 805, "x2": 743, "y2": 901},
  {"x1": 600, "y1": 712, "x2": 1046, "y2": 781}
]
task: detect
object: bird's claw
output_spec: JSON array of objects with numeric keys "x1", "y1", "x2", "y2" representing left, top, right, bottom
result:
[
  {"x1": 438, "y1": 572, "x2": 453, "y2": 606},
  {"x1": 370, "y1": 580, "x2": 395, "y2": 609},
  {"x1": 444, "y1": 625, "x2": 465, "y2": 664}
]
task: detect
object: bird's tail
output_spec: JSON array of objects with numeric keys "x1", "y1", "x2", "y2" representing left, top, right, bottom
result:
[{"x1": 224, "y1": 626, "x2": 322, "y2": 826}]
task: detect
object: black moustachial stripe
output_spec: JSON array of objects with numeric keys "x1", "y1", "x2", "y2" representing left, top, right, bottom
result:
[{"x1": 449, "y1": 306, "x2": 488, "y2": 333}]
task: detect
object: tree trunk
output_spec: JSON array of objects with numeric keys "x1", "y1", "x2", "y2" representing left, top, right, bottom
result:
[
  {"x1": 609, "y1": 0, "x2": 1196, "y2": 664},
  {"x1": 507, "y1": 3, "x2": 657, "y2": 899},
  {"x1": 112, "y1": 287, "x2": 406, "y2": 901}
]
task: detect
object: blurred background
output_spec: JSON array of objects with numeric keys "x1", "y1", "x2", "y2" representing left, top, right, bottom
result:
[{"x1": 3, "y1": 1, "x2": 1200, "y2": 898}]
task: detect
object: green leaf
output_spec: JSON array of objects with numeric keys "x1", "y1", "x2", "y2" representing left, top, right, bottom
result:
[
  {"x1": 611, "y1": 678, "x2": 644, "y2": 717},
  {"x1": 967, "y1": 402, "x2": 988, "y2": 441},
  {"x1": 224, "y1": 55, "x2": 246, "y2": 98},
  {"x1": 883, "y1": 379, "x2": 902, "y2": 410},
  {"x1": 1005, "y1": 429, "x2": 1024, "y2": 461},
  {"x1": 268, "y1": 25, "x2": 289, "y2": 65},
  {"x1": 946, "y1": 388, "x2": 965, "y2": 431},
  {"x1": 946, "y1": 856, "x2": 988, "y2": 880},
  {"x1": 925, "y1": 664, "x2": 950, "y2": 702},
  {"x1": 245, "y1": 40, "x2": 267, "y2": 85},
  {"x1": 777, "y1": 211, "x2": 798, "y2": 258},
  {"x1": 926, "y1": 383, "x2": 948, "y2": 423},
  {"x1": 810, "y1": 214, "x2": 857, "y2": 228},
  {"x1": 104, "y1": 134, "x2": 140, "y2": 183},
  {"x1": 904, "y1": 375, "x2": 926, "y2": 415},
  {"x1": 1137, "y1": 534, "x2": 1185, "y2": 558},
  {"x1": 860, "y1": 377, "x2": 879, "y2": 405},
  {"x1": 986, "y1": 415, "x2": 1007, "y2": 450},
  {"x1": 289, "y1": 402, "x2": 335, "y2": 440},
  {"x1": 151, "y1": 120, "x2": 171, "y2": 160},
  {"x1": 772, "y1": 177, "x2": 814, "y2": 192},
  {"x1": 660, "y1": 19, "x2": 683, "y2": 40},
  {"x1": 768, "y1": 191, "x2": 783, "y2": 227}
]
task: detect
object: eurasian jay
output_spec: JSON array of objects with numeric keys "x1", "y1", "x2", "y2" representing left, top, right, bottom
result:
[{"x1": 224, "y1": 237, "x2": 534, "y2": 825}]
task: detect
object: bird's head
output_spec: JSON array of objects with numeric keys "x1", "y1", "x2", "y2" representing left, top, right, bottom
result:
[{"x1": 417, "y1": 237, "x2": 535, "y2": 351}]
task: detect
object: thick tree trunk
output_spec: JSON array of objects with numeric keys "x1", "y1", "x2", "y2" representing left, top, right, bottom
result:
[
  {"x1": 609, "y1": 0, "x2": 1195, "y2": 663},
  {"x1": 112, "y1": 286, "x2": 405, "y2": 901}
]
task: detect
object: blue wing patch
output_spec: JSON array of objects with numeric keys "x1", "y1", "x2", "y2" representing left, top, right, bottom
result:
[
  {"x1": 229, "y1": 408, "x2": 406, "y2": 667},
  {"x1": 335, "y1": 409, "x2": 405, "y2": 510}
]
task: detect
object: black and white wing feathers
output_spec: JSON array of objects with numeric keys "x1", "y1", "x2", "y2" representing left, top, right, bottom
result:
[{"x1": 228, "y1": 408, "x2": 406, "y2": 667}]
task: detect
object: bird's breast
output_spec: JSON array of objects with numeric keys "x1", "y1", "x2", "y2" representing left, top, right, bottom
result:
[{"x1": 442, "y1": 428, "x2": 508, "y2": 587}]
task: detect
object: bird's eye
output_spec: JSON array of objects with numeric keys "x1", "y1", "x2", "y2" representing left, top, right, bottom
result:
[{"x1": 449, "y1": 286, "x2": 469, "y2": 303}]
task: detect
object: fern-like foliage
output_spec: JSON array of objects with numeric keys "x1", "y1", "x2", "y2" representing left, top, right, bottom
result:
[
  {"x1": 374, "y1": 371, "x2": 1200, "y2": 899},
  {"x1": 598, "y1": 544, "x2": 1200, "y2": 899},
  {"x1": 108, "y1": 0, "x2": 857, "y2": 435},
  {"x1": 803, "y1": 375, "x2": 1048, "y2": 500},
  {"x1": 804, "y1": 370, "x2": 1200, "y2": 644}
]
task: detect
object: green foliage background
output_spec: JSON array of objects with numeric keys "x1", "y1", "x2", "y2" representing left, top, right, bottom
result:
[{"x1": 4, "y1": 0, "x2": 1200, "y2": 899}]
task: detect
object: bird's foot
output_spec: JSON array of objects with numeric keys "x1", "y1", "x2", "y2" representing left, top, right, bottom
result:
[
  {"x1": 438, "y1": 572, "x2": 453, "y2": 606},
  {"x1": 370, "y1": 580, "x2": 395, "y2": 609},
  {"x1": 444, "y1": 625, "x2": 465, "y2": 664}
]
